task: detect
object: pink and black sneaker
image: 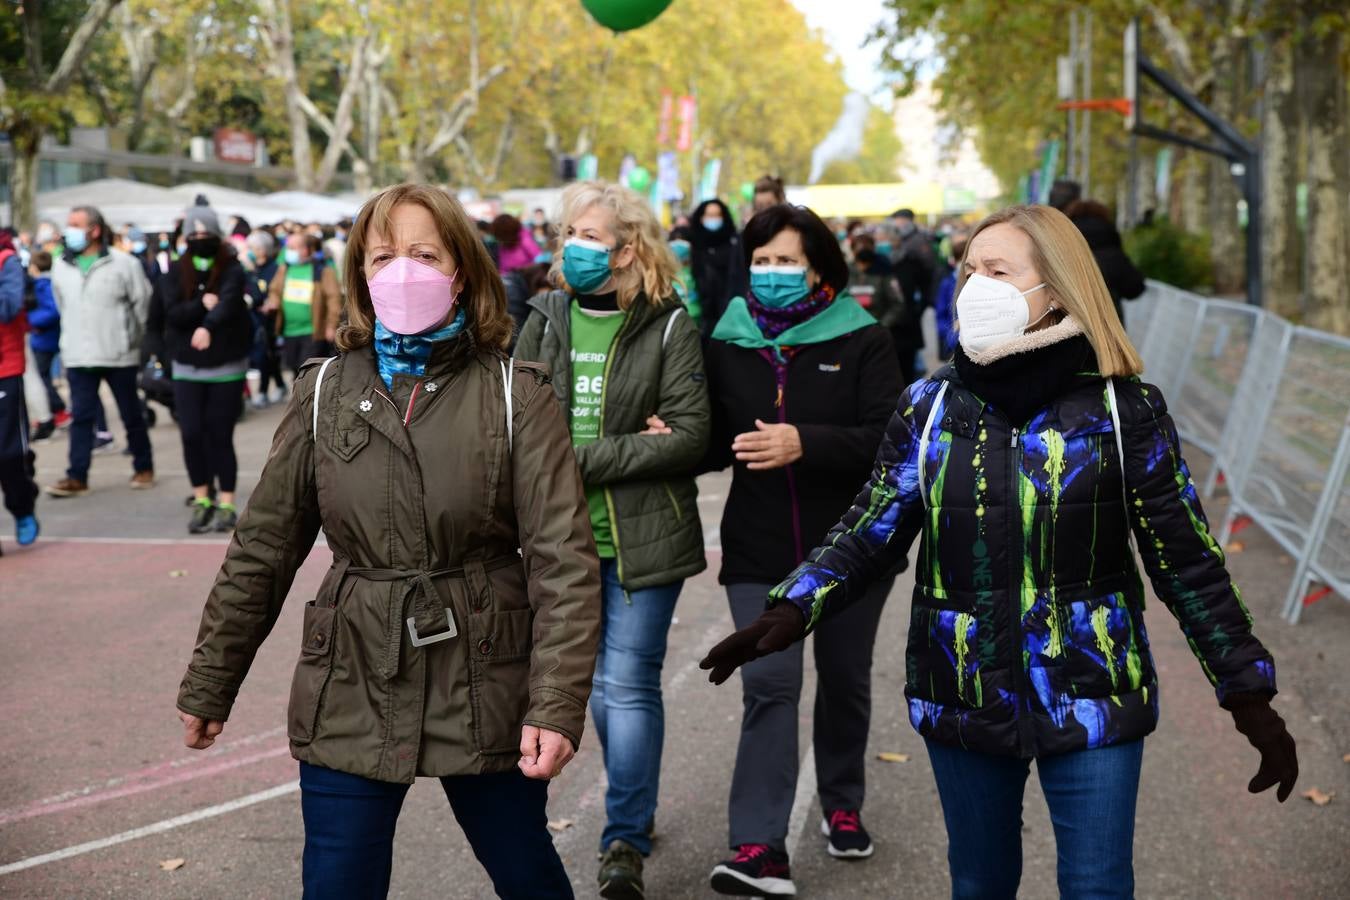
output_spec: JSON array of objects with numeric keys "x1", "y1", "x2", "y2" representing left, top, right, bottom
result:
[
  {"x1": 821, "y1": 809, "x2": 874, "y2": 859},
  {"x1": 710, "y1": 843, "x2": 796, "y2": 896}
]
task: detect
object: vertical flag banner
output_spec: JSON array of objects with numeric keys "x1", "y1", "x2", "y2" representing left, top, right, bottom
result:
[
  {"x1": 677, "y1": 95, "x2": 696, "y2": 152},
  {"x1": 658, "y1": 151, "x2": 683, "y2": 202},
  {"x1": 619, "y1": 153, "x2": 637, "y2": 186},
  {"x1": 1036, "y1": 140, "x2": 1061, "y2": 204},
  {"x1": 657, "y1": 90, "x2": 674, "y2": 147},
  {"x1": 579, "y1": 153, "x2": 599, "y2": 181},
  {"x1": 700, "y1": 159, "x2": 722, "y2": 201}
]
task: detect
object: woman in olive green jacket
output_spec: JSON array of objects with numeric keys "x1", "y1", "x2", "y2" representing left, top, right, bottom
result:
[
  {"x1": 514, "y1": 180, "x2": 708, "y2": 900},
  {"x1": 176, "y1": 184, "x2": 601, "y2": 900}
]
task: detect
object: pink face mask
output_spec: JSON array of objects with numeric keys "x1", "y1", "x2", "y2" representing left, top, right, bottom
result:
[{"x1": 366, "y1": 256, "x2": 459, "y2": 335}]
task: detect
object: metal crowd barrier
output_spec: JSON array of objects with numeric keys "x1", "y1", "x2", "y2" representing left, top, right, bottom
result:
[{"x1": 1129, "y1": 281, "x2": 1349, "y2": 624}]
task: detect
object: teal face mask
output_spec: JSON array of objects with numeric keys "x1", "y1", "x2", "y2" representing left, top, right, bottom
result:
[
  {"x1": 562, "y1": 238, "x2": 614, "y2": 294},
  {"x1": 670, "y1": 239, "x2": 691, "y2": 263},
  {"x1": 750, "y1": 265, "x2": 811, "y2": 309}
]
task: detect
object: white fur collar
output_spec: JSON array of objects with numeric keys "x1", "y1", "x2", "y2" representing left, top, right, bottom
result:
[{"x1": 963, "y1": 315, "x2": 1086, "y2": 365}]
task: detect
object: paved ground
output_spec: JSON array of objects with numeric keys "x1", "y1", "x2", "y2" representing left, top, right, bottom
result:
[{"x1": 1, "y1": 389, "x2": 1348, "y2": 899}]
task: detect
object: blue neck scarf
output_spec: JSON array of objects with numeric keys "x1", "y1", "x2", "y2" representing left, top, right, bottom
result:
[{"x1": 373, "y1": 310, "x2": 467, "y2": 390}]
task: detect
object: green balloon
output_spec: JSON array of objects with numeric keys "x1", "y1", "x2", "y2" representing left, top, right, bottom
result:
[
  {"x1": 581, "y1": 0, "x2": 673, "y2": 32},
  {"x1": 739, "y1": 181, "x2": 755, "y2": 202},
  {"x1": 627, "y1": 166, "x2": 653, "y2": 193}
]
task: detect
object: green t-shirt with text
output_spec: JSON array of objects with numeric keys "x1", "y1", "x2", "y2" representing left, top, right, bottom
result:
[
  {"x1": 569, "y1": 301, "x2": 626, "y2": 558},
  {"x1": 281, "y1": 263, "x2": 317, "y2": 338}
]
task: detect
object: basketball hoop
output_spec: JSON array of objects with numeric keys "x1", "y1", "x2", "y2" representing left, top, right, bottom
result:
[{"x1": 1055, "y1": 98, "x2": 1133, "y2": 117}]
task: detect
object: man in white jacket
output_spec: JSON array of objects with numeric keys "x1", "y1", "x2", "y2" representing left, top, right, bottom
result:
[{"x1": 46, "y1": 206, "x2": 155, "y2": 497}]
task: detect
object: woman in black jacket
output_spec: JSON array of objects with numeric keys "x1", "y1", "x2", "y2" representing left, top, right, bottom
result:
[
  {"x1": 701, "y1": 204, "x2": 903, "y2": 896},
  {"x1": 702, "y1": 205, "x2": 1297, "y2": 899},
  {"x1": 688, "y1": 198, "x2": 748, "y2": 336},
  {"x1": 152, "y1": 200, "x2": 251, "y2": 533}
]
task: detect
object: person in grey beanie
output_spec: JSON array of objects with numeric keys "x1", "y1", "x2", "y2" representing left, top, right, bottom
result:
[{"x1": 144, "y1": 196, "x2": 251, "y2": 533}]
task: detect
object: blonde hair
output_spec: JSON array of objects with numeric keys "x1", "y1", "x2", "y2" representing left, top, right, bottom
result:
[
  {"x1": 549, "y1": 180, "x2": 679, "y2": 310},
  {"x1": 959, "y1": 205, "x2": 1144, "y2": 377},
  {"x1": 338, "y1": 183, "x2": 513, "y2": 353}
]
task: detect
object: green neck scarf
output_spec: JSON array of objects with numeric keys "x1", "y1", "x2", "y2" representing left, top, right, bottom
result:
[{"x1": 711, "y1": 293, "x2": 877, "y2": 361}]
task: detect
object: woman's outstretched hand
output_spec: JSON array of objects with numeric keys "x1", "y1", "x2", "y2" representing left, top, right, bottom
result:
[
  {"x1": 1227, "y1": 694, "x2": 1298, "y2": 802},
  {"x1": 179, "y1": 711, "x2": 225, "y2": 750},
  {"x1": 700, "y1": 603, "x2": 806, "y2": 685}
]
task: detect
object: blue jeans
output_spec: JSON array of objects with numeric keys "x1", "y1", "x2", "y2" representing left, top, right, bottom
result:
[
  {"x1": 925, "y1": 738, "x2": 1145, "y2": 900},
  {"x1": 66, "y1": 366, "x2": 151, "y2": 481},
  {"x1": 298, "y1": 763, "x2": 573, "y2": 900},
  {"x1": 589, "y1": 559, "x2": 683, "y2": 855}
]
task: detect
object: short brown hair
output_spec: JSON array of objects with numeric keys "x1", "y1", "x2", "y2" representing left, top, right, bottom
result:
[
  {"x1": 754, "y1": 175, "x2": 785, "y2": 203},
  {"x1": 337, "y1": 184, "x2": 513, "y2": 354},
  {"x1": 31, "y1": 250, "x2": 53, "y2": 272}
]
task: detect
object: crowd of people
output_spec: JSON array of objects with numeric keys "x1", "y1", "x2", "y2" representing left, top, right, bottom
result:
[{"x1": 0, "y1": 174, "x2": 1295, "y2": 900}]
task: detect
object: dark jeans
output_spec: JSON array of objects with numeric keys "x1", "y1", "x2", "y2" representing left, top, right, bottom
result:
[
  {"x1": 282, "y1": 335, "x2": 317, "y2": 379},
  {"x1": 298, "y1": 763, "x2": 573, "y2": 900},
  {"x1": 173, "y1": 379, "x2": 242, "y2": 492},
  {"x1": 925, "y1": 738, "x2": 1145, "y2": 900},
  {"x1": 726, "y1": 577, "x2": 892, "y2": 851},
  {"x1": 31, "y1": 349, "x2": 65, "y2": 415},
  {"x1": 0, "y1": 375, "x2": 38, "y2": 519},
  {"x1": 590, "y1": 559, "x2": 683, "y2": 854},
  {"x1": 249, "y1": 311, "x2": 283, "y2": 395},
  {"x1": 66, "y1": 366, "x2": 152, "y2": 482}
]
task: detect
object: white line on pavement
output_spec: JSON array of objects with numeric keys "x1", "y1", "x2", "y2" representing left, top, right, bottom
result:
[
  {"x1": 785, "y1": 747, "x2": 818, "y2": 860},
  {"x1": 0, "y1": 781, "x2": 300, "y2": 876}
]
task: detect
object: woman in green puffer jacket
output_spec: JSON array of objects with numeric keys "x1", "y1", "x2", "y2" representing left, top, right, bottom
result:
[{"x1": 514, "y1": 180, "x2": 710, "y2": 900}]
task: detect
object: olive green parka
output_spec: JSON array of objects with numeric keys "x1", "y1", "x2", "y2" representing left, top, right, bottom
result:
[
  {"x1": 514, "y1": 290, "x2": 709, "y2": 590},
  {"x1": 177, "y1": 337, "x2": 602, "y2": 783}
]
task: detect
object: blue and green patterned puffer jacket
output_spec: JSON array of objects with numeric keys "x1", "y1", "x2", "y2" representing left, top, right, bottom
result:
[{"x1": 770, "y1": 364, "x2": 1277, "y2": 759}]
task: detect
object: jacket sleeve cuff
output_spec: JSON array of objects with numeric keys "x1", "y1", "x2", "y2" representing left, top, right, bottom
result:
[
  {"x1": 176, "y1": 669, "x2": 239, "y2": 722},
  {"x1": 524, "y1": 685, "x2": 587, "y2": 750},
  {"x1": 1215, "y1": 659, "x2": 1278, "y2": 709}
]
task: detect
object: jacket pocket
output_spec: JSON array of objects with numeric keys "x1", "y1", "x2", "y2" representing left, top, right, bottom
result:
[
  {"x1": 906, "y1": 587, "x2": 983, "y2": 710},
  {"x1": 467, "y1": 607, "x2": 534, "y2": 755},
  {"x1": 1059, "y1": 586, "x2": 1151, "y2": 699},
  {"x1": 330, "y1": 420, "x2": 370, "y2": 462},
  {"x1": 287, "y1": 602, "x2": 338, "y2": 745}
]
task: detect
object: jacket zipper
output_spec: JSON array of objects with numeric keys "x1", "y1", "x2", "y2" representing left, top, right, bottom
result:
[
  {"x1": 599, "y1": 314, "x2": 632, "y2": 587},
  {"x1": 1006, "y1": 424, "x2": 1034, "y2": 757},
  {"x1": 775, "y1": 360, "x2": 805, "y2": 563}
]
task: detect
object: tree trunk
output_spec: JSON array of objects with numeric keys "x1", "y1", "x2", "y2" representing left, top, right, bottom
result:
[
  {"x1": 1299, "y1": 20, "x2": 1349, "y2": 334},
  {"x1": 1259, "y1": 31, "x2": 1302, "y2": 320},
  {"x1": 8, "y1": 127, "x2": 42, "y2": 234},
  {"x1": 1207, "y1": 26, "x2": 1245, "y2": 295}
]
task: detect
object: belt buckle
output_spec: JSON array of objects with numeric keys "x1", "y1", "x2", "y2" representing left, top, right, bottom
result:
[{"x1": 406, "y1": 611, "x2": 458, "y2": 647}]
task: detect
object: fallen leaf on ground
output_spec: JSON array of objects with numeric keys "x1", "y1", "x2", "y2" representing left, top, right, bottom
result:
[
  {"x1": 1342, "y1": 753, "x2": 1350, "y2": 764},
  {"x1": 546, "y1": 819, "x2": 574, "y2": 833},
  {"x1": 159, "y1": 859, "x2": 185, "y2": 871},
  {"x1": 1301, "y1": 788, "x2": 1334, "y2": 807},
  {"x1": 1225, "y1": 541, "x2": 1245, "y2": 554},
  {"x1": 877, "y1": 752, "x2": 911, "y2": 763},
  {"x1": 1310, "y1": 714, "x2": 1325, "y2": 724},
  {"x1": 169, "y1": 570, "x2": 188, "y2": 578}
]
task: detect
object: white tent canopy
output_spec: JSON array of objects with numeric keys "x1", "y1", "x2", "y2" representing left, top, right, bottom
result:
[{"x1": 3, "y1": 178, "x2": 368, "y2": 234}]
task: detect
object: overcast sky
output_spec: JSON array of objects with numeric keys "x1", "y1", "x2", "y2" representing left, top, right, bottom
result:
[{"x1": 789, "y1": 0, "x2": 892, "y2": 97}]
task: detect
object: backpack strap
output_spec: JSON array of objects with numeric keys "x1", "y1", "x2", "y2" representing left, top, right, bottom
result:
[
  {"x1": 499, "y1": 359, "x2": 514, "y2": 453},
  {"x1": 311, "y1": 356, "x2": 337, "y2": 439},
  {"x1": 662, "y1": 307, "x2": 685, "y2": 348},
  {"x1": 1105, "y1": 378, "x2": 1136, "y2": 553},
  {"x1": 917, "y1": 381, "x2": 949, "y2": 511}
]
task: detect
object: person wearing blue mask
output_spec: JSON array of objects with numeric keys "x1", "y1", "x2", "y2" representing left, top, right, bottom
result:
[
  {"x1": 688, "y1": 199, "x2": 747, "y2": 338},
  {"x1": 699, "y1": 203, "x2": 904, "y2": 896},
  {"x1": 667, "y1": 225, "x2": 701, "y2": 330},
  {"x1": 514, "y1": 180, "x2": 710, "y2": 900}
]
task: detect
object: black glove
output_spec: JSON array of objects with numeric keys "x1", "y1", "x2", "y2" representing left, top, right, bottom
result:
[
  {"x1": 700, "y1": 603, "x2": 806, "y2": 685},
  {"x1": 1227, "y1": 693, "x2": 1299, "y2": 802}
]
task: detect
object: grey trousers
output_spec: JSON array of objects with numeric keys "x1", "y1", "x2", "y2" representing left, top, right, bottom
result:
[{"x1": 725, "y1": 578, "x2": 893, "y2": 851}]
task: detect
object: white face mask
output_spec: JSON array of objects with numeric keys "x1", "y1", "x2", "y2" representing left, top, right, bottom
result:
[{"x1": 955, "y1": 273, "x2": 1050, "y2": 355}]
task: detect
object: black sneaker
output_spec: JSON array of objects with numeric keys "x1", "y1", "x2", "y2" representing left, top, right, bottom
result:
[
  {"x1": 710, "y1": 844, "x2": 795, "y2": 896},
  {"x1": 821, "y1": 809, "x2": 874, "y2": 859},
  {"x1": 598, "y1": 840, "x2": 644, "y2": 900},
  {"x1": 188, "y1": 499, "x2": 215, "y2": 534},
  {"x1": 213, "y1": 505, "x2": 239, "y2": 533},
  {"x1": 93, "y1": 432, "x2": 115, "y2": 454},
  {"x1": 31, "y1": 420, "x2": 56, "y2": 442}
]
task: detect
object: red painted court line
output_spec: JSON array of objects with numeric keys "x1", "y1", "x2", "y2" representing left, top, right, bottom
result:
[{"x1": 0, "y1": 744, "x2": 291, "y2": 826}]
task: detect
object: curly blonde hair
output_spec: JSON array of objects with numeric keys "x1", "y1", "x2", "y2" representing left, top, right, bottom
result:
[{"x1": 549, "y1": 180, "x2": 679, "y2": 310}]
